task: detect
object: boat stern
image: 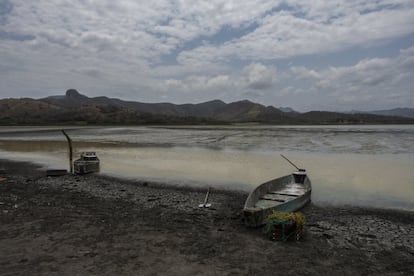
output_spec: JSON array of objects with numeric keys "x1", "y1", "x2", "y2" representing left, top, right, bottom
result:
[
  {"x1": 293, "y1": 170, "x2": 307, "y2": 184},
  {"x1": 243, "y1": 207, "x2": 276, "y2": 228}
]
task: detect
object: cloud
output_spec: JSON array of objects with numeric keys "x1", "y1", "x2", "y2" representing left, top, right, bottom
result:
[
  {"x1": 243, "y1": 63, "x2": 277, "y2": 90},
  {"x1": 287, "y1": 46, "x2": 414, "y2": 110},
  {"x1": 0, "y1": 0, "x2": 13, "y2": 24},
  {"x1": 3, "y1": 1, "x2": 413, "y2": 67},
  {"x1": 70, "y1": 68, "x2": 104, "y2": 79},
  {"x1": 0, "y1": 1, "x2": 413, "y2": 111},
  {"x1": 162, "y1": 74, "x2": 234, "y2": 95},
  {"x1": 161, "y1": 63, "x2": 277, "y2": 92},
  {"x1": 178, "y1": 1, "x2": 414, "y2": 64}
]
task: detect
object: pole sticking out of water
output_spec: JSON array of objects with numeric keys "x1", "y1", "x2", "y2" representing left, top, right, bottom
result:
[
  {"x1": 280, "y1": 154, "x2": 304, "y2": 171},
  {"x1": 61, "y1": 130, "x2": 73, "y2": 174}
]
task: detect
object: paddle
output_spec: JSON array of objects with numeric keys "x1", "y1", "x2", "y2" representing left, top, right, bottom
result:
[{"x1": 280, "y1": 154, "x2": 305, "y2": 172}]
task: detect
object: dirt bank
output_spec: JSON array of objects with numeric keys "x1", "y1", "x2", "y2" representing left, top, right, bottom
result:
[{"x1": 0, "y1": 159, "x2": 413, "y2": 275}]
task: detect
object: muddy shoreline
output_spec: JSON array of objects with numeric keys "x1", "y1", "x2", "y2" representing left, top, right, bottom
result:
[{"x1": 1, "y1": 159, "x2": 413, "y2": 275}]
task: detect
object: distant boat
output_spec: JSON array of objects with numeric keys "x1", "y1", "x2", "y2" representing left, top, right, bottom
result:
[
  {"x1": 243, "y1": 170, "x2": 311, "y2": 227},
  {"x1": 74, "y1": 152, "x2": 100, "y2": 175}
]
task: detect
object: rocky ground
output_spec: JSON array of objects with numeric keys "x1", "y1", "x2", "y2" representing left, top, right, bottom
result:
[{"x1": 0, "y1": 159, "x2": 413, "y2": 275}]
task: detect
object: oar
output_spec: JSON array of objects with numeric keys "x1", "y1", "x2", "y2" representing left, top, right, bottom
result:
[
  {"x1": 199, "y1": 187, "x2": 212, "y2": 208},
  {"x1": 280, "y1": 154, "x2": 305, "y2": 171}
]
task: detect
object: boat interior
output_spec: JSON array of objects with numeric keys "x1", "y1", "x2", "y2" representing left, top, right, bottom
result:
[{"x1": 254, "y1": 183, "x2": 308, "y2": 209}]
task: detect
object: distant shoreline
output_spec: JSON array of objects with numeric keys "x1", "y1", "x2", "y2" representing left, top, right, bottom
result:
[
  {"x1": 1, "y1": 122, "x2": 414, "y2": 129},
  {"x1": 1, "y1": 120, "x2": 414, "y2": 127}
]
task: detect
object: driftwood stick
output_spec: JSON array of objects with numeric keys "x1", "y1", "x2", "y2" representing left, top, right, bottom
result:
[{"x1": 61, "y1": 130, "x2": 73, "y2": 174}]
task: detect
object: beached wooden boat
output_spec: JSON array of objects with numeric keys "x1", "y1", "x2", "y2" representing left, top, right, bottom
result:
[
  {"x1": 74, "y1": 152, "x2": 100, "y2": 175},
  {"x1": 243, "y1": 170, "x2": 311, "y2": 227}
]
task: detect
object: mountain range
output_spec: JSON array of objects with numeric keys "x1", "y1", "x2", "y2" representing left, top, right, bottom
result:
[
  {"x1": 351, "y1": 108, "x2": 414, "y2": 119},
  {"x1": 0, "y1": 89, "x2": 413, "y2": 125}
]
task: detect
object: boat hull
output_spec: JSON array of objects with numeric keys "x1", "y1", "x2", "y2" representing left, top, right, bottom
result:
[
  {"x1": 73, "y1": 160, "x2": 100, "y2": 174},
  {"x1": 243, "y1": 174, "x2": 311, "y2": 227}
]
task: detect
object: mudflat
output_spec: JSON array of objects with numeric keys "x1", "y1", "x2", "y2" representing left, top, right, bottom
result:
[{"x1": 0, "y1": 159, "x2": 413, "y2": 275}]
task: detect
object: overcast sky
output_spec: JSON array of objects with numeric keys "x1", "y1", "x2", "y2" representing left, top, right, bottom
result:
[{"x1": 1, "y1": 0, "x2": 414, "y2": 111}]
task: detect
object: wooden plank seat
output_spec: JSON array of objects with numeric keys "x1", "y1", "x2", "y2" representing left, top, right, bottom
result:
[
  {"x1": 260, "y1": 193, "x2": 294, "y2": 202},
  {"x1": 269, "y1": 191, "x2": 300, "y2": 197}
]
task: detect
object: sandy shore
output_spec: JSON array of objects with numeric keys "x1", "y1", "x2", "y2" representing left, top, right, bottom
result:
[{"x1": 0, "y1": 159, "x2": 413, "y2": 275}]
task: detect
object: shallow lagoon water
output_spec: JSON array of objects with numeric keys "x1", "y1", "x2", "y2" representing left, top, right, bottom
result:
[{"x1": 0, "y1": 125, "x2": 413, "y2": 210}]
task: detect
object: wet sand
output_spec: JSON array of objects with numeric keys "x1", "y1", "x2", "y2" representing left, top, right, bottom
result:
[{"x1": 0, "y1": 159, "x2": 413, "y2": 275}]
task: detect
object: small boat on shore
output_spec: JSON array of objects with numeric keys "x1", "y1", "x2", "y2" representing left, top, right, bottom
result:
[
  {"x1": 74, "y1": 152, "x2": 100, "y2": 175},
  {"x1": 243, "y1": 170, "x2": 312, "y2": 227}
]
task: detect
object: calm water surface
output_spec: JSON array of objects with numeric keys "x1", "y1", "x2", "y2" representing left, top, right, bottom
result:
[{"x1": 0, "y1": 125, "x2": 413, "y2": 210}]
